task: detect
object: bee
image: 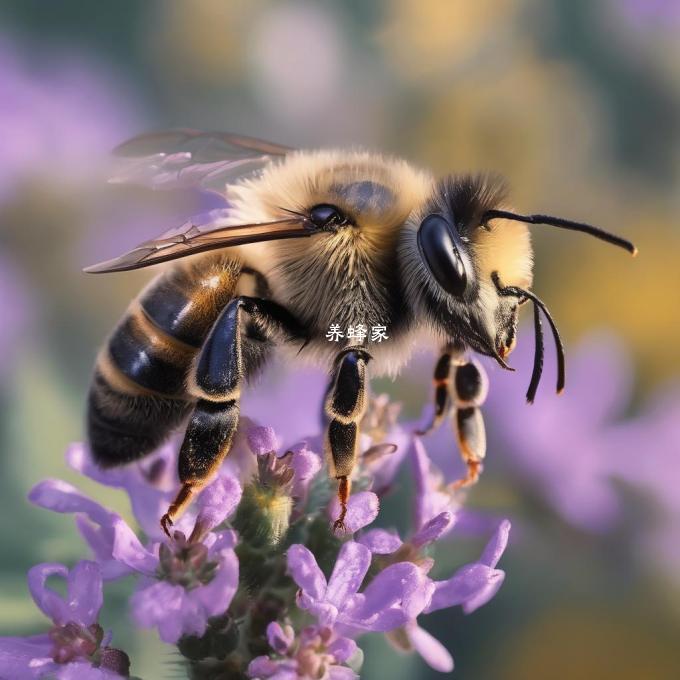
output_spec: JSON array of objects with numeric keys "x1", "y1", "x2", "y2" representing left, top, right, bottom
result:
[{"x1": 85, "y1": 129, "x2": 637, "y2": 535}]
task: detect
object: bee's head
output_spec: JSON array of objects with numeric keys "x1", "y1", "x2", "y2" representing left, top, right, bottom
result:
[{"x1": 401, "y1": 173, "x2": 636, "y2": 402}]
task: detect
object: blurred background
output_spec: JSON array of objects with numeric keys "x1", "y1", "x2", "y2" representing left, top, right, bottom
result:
[{"x1": 1, "y1": 1, "x2": 679, "y2": 678}]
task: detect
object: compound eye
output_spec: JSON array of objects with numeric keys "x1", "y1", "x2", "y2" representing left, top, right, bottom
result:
[
  {"x1": 309, "y1": 204, "x2": 348, "y2": 230},
  {"x1": 417, "y1": 214, "x2": 470, "y2": 298}
]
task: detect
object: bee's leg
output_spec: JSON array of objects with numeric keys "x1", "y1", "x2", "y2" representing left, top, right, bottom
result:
[
  {"x1": 324, "y1": 347, "x2": 371, "y2": 533},
  {"x1": 450, "y1": 359, "x2": 488, "y2": 491},
  {"x1": 416, "y1": 347, "x2": 455, "y2": 435},
  {"x1": 161, "y1": 296, "x2": 305, "y2": 536}
]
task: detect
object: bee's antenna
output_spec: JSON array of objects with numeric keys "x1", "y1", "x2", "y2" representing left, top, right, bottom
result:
[
  {"x1": 482, "y1": 209, "x2": 638, "y2": 256},
  {"x1": 492, "y1": 273, "x2": 565, "y2": 403}
]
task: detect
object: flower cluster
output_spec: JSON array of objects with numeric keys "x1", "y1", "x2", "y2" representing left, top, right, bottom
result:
[{"x1": 4, "y1": 389, "x2": 511, "y2": 678}]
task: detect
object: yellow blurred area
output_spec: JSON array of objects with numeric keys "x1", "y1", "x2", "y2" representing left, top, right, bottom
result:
[
  {"x1": 379, "y1": 0, "x2": 519, "y2": 81},
  {"x1": 503, "y1": 605, "x2": 680, "y2": 680}
]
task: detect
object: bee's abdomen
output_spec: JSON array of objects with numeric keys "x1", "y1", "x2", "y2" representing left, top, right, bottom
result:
[{"x1": 87, "y1": 258, "x2": 242, "y2": 467}]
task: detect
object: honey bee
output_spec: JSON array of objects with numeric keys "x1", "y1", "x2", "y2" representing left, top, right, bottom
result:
[{"x1": 85, "y1": 130, "x2": 637, "y2": 535}]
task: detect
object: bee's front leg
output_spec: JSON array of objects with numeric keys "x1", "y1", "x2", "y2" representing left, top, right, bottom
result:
[
  {"x1": 416, "y1": 345, "x2": 456, "y2": 435},
  {"x1": 450, "y1": 358, "x2": 488, "y2": 490},
  {"x1": 324, "y1": 347, "x2": 371, "y2": 533},
  {"x1": 161, "y1": 296, "x2": 305, "y2": 537}
]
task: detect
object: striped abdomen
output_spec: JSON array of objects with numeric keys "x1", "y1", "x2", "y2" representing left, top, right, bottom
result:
[{"x1": 87, "y1": 256, "x2": 242, "y2": 467}]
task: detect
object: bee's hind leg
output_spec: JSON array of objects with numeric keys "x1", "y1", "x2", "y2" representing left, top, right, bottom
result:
[
  {"x1": 161, "y1": 296, "x2": 306, "y2": 537},
  {"x1": 449, "y1": 358, "x2": 489, "y2": 491}
]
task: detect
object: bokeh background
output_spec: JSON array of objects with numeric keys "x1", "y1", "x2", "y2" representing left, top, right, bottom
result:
[{"x1": 1, "y1": 1, "x2": 679, "y2": 678}]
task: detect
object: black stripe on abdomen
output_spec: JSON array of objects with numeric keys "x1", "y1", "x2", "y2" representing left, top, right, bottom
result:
[
  {"x1": 87, "y1": 369, "x2": 190, "y2": 467},
  {"x1": 108, "y1": 311, "x2": 193, "y2": 396}
]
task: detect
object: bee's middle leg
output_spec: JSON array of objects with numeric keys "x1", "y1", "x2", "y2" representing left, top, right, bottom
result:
[
  {"x1": 324, "y1": 347, "x2": 371, "y2": 533},
  {"x1": 161, "y1": 296, "x2": 305, "y2": 536}
]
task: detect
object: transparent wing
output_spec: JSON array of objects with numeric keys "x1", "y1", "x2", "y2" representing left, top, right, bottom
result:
[
  {"x1": 84, "y1": 209, "x2": 312, "y2": 274},
  {"x1": 109, "y1": 129, "x2": 293, "y2": 195}
]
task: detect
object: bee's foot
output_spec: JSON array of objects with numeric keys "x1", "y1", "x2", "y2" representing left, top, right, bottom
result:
[
  {"x1": 160, "y1": 512, "x2": 174, "y2": 538},
  {"x1": 449, "y1": 460, "x2": 483, "y2": 491},
  {"x1": 332, "y1": 517, "x2": 348, "y2": 535}
]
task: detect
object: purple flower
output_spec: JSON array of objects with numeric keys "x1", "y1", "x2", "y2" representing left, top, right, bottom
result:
[
  {"x1": 400, "y1": 521, "x2": 510, "y2": 672},
  {"x1": 245, "y1": 424, "x2": 323, "y2": 508},
  {"x1": 248, "y1": 622, "x2": 359, "y2": 680},
  {"x1": 29, "y1": 477, "x2": 241, "y2": 644},
  {"x1": 0, "y1": 561, "x2": 130, "y2": 679},
  {"x1": 287, "y1": 541, "x2": 434, "y2": 636},
  {"x1": 358, "y1": 483, "x2": 510, "y2": 673},
  {"x1": 66, "y1": 436, "x2": 249, "y2": 542},
  {"x1": 0, "y1": 35, "x2": 140, "y2": 204}
]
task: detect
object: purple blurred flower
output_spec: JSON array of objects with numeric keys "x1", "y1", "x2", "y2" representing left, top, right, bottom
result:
[
  {"x1": 287, "y1": 541, "x2": 434, "y2": 636},
  {"x1": 0, "y1": 561, "x2": 130, "y2": 678},
  {"x1": 618, "y1": 0, "x2": 680, "y2": 26},
  {"x1": 604, "y1": 387, "x2": 680, "y2": 570},
  {"x1": 29, "y1": 477, "x2": 241, "y2": 643},
  {"x1": 0, "y1": 35, "x2": 139, "y2": 203},
  {"x1": 484, "y1": 332, "x2": 633, "y2": 531},
  {"x1": 248, "y1": 622, "x2": 359, "y2": 680},
  {"x1": 0, "y1": 254, "x2": 36, "y2": 381}
]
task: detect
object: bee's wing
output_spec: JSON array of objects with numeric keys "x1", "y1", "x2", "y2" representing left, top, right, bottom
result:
[
  {"x1": 109, "y1": 129, "x2": 293, "y2": 195},
  {"x1": 84, "y1": 208, "x2": 311, "y2": 274}
]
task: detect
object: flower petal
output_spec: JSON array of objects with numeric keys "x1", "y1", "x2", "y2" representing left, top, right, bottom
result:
[
  {"x1": 66, "y1": 561, "x2": 103, "y2": 626},
  {"x1": 406, "y1": 622, "x2": 454, "y2": 672},
  {"x1": 326, "y1": 542, "x2": 372, "y2": 607},
  {"x1": 110, "y1": 516, "x2": 157, "y2": 575},
  {"x1": 27, "y1": 480, "x2": 157, "y2": 576},
  {"x1": 195, "y1": 474, "x2": 243, "y2": 534},
  {"x1": 54, "y1": 662, "x2": 122, "y2": 679},
  {"x1": 328, "y1": 667, "x2": 359, "y2": 680},
  {"x1": 290, "y1": 445, "x2": 322, "y2": 498},
  {"x1": 411, "y1": 511, "x2": 454, "y2": 549},
  {"x1": 287, "y1": 545, "x2": 327, "y2": 599},
  {"x1": 410, "y1": 438, "x2": 454, "y2": 530},
  {"x1": 130, "y1": 580, "x2": 185, "y2": 643},
  {"x1": 327, "y1": 637, "x2": 358, "y2": 663},
  {"x1": 357, "y1": 529, "x2": 403, "y2": 555},
  {"x1": 0, "y1": 634, "x2": 55, "y2": 679},
  {"x1": 424, "y1": 564, "x2": 505, "y2": 614},
  {"x1": 28, "y1": 479, "x2": 110, "y2": 526},
  {"x1": 351, "y1": 562, "x2": 433, "y2": 626},
  {"x1": 247, "y1": 425, "x2": 280, "y2": 455},
  {"x1": 27, "y1": 563, "x2": 69, "y2": 624},
  {"x1": 328, "y1": 491, "x2": 379, "y2": 533},
  {"x1": 266, "y1": 622, "x2": 295, "y2": 655},
  {"x1": 193, "y1": 549, "x2": 239, "y2": 618},
  {"x1": 479, "y1": 519, "x2": 511, "y2": 568}
]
